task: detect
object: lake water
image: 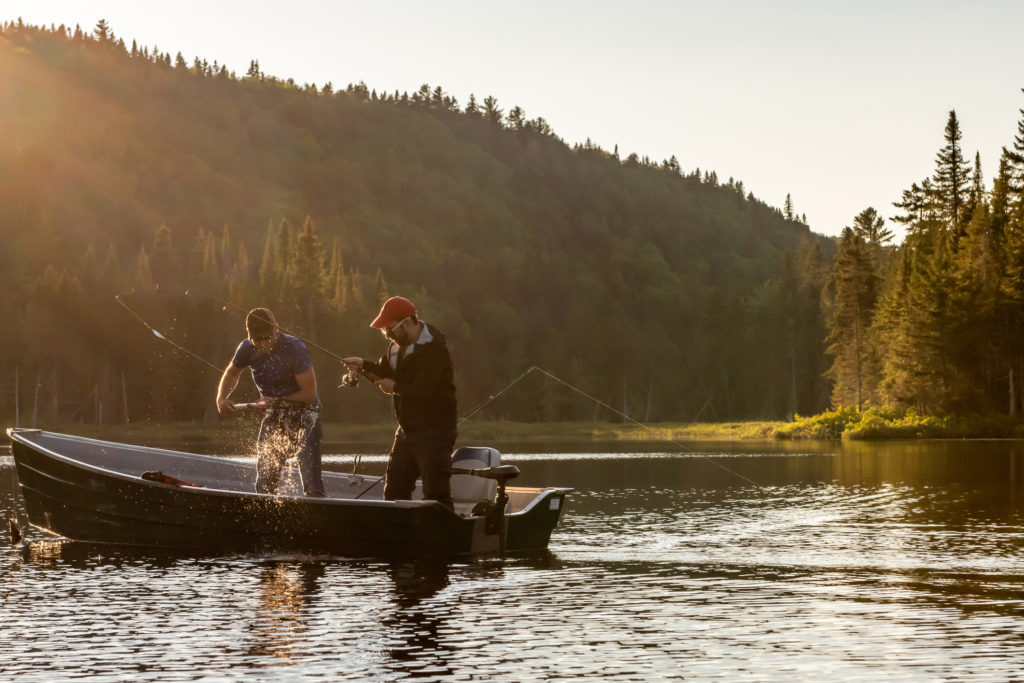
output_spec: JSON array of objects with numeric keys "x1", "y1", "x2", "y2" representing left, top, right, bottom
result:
[{"x1": 2, "y1": 439, "x2": 1023, "y2": 680}]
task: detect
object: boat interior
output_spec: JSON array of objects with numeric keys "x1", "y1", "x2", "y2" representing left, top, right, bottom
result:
[{"x1": 9, "y1": 430, "x2": 549, "y2": 516}]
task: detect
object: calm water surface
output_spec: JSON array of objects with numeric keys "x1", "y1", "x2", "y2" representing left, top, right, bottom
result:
[{"x1": 2, "y1": 439, "x2": 1023, "y2": 681}]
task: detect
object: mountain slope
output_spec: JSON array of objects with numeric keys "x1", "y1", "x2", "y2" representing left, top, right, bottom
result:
[{"x1": 0, "y1": 22, "x2": 833, "y2": 423}]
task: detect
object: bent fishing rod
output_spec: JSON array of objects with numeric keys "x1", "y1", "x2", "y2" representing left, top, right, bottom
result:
[
  {"x1": 183, "y1": 288, "x2": 349, "y2": 365},
  {"x1": 460, "y1": 365, "x2": 761, "y2": 487},
  {"x1": 118, "y1": 290, "x2": 758, "y2": 487},
  {"x1": 117, "y1": 288, "x2": 357, "y2": 386},
  {"x1": 115, "y1": 289, "x2": 223, "y2": 373}
]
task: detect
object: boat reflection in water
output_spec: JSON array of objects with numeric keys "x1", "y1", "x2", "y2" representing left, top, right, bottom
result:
[{"x1": 383, "y1": 559, "x2": 455, "y2": 673}]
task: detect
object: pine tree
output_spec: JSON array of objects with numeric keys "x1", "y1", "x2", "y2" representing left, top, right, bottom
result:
[
  {"x1": 226, "y1": 242, "x2": 251, "y2": 305},
  {"x1": 284, "y1": 215, "x2": 326, "y2": 334},
  {"x1": 931, "y1": 110, "x2": 970, "y2": 239},
  {"x1": 482, "y1": 96, "x2": 502, "y2": 125},
  {"x1": 93, "y1": 19, "x2": 111, "y2": 42},
  {"x1": 825, "y1": 228, "x2": 878, "y2": 409},
  {"x1": 259, "y1": 219, "x2": 289, "y2": 301},
  {"x1": 874, "y1": 247, "x2": 915, "y2": 405},
  {"x1": 851, "y1": 207, "x2": 893, "y2": 247},
  {"x1": 373, "y1": 267, "x2": 389, "y2": 306},
  {"x1": 905, "y1": 230, "x2": 959, "y2": 411},
  {"x1": 219, "y1": 224, "x2": 233, "y2": 264},
  {"x1": 1001, "y1": 88, "x2": 1024, "y2": 208},
  {"x1": 326, "y1": 238, "x2": 348, "y2": 313},
  {"x1": 149, "y1": 225, "x2": 177, "y2": 287},
  {"x1": 136, "y1": 248, "x2": 153, "y2": 289},
  {"x1": 507, "y1": 106, "x2": 526, "y2": 131}
]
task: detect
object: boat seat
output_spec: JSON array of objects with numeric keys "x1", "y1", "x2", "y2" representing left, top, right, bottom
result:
[{"x1": 450, "y1": 447, "x2": 500, "y2": 512}]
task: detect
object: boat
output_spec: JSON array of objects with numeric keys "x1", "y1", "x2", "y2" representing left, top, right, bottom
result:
[{"x1": 6, "y1": 428, "x2": 572, "y2": 556}]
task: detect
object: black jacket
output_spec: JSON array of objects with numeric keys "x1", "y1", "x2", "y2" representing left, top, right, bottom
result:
[{"x1": 363, "y1": 323, "x2": 457, "y2": 433}]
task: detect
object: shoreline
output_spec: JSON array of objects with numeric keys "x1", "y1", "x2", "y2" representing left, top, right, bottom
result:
[{"x1": 6, "y1": 414, "x2": 1024, "y2": 448}]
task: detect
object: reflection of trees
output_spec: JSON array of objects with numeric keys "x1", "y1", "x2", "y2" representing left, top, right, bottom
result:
[{"x1": 246, "y1": 562, "x2": 325, "y2": 665}]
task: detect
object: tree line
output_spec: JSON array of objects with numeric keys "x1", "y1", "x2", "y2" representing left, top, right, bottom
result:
[
  {"x1": 1, "y1": 20, "x2": 830, "y2": 427},
  {"x1": 826, "y1": 105, "x2": 1024, "y2": 416}
]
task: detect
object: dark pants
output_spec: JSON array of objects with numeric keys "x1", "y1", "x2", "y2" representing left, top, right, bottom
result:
[
  {"x1": 255, "y1": 411, "x2": 325, "y2": 497},
  {"x1": 384, "y1": 427, "x2": 456, "y2": 510}
]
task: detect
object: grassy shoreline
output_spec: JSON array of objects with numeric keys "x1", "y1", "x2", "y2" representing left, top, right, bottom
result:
[
  {"x1": 6, "y1": 419, "x2": 786, "y2": 445},
  {"x1": 8, "y1": 411, "x2": 1024, "y2": 447}
]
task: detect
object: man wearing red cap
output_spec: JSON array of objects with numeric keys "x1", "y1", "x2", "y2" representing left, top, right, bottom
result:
[{"x1": 343, "y1": 296, "x2": 458, "y2": 510}]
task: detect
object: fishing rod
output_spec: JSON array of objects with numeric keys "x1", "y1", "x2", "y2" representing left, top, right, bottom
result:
[
  {"x1": 461, "y1": 365, "x2": 761, "y2": 487},
  {"x1": 115, "y1": 289, "x2": 223, "y2": 373},
  {"x1": 120, "y1": 289, "x2": 758, "y2": 486},
  {"x1": 184, "y1": 288, "x2": 349, "y2": 364}
]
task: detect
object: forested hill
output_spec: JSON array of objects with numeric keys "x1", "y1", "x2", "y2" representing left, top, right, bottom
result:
[{"x1": 0, "y1": 21, "x2": 833, "y2": 425}]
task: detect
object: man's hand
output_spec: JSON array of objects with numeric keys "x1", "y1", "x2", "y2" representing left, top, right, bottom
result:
[
  {"x1": 217, "y1": 397, "x2": 235, "y2": 415},
  {"x1": 342, "y1": 356, "x2": 363, "y2": 372}
]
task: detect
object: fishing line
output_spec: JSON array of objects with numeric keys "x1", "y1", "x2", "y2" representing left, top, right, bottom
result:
[
  {"x1": 461, "y1": 365, "x2": 760, "y2": 487},
  {"x1": 119, "y1": 289, "x2": 759, "y2": 486},
  {"x1": 115, "y1": 290, "x2": 223, "y2": 373},
  {"x1": 184, "y1": 288, "x2": 349, "y2": 364}
]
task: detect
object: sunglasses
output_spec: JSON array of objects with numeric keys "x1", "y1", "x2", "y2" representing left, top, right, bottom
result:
[{"x1": 383, "y1": 318, "x2": 407, "y2": 340}]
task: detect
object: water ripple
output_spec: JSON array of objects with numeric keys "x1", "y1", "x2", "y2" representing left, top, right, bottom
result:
[{"x1": 3, "y1": 443, "x2": 1024, "y2": 681}]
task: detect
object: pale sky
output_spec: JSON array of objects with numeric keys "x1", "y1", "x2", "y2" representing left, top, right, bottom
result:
[{"x1": 8, "y1": 1, "x2": 1024, "y2": 240}]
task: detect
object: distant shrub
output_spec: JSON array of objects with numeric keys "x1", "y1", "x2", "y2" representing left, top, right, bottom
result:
[
  {"x1": 775, "y1": 407, "x2": 1024, "y2": 440},
  {"x1": 773, "y1": 407, "x2": 862, "y2": 440},
  {"x1": 843, "y1": 409, "x2": 946, "y2": 439}
]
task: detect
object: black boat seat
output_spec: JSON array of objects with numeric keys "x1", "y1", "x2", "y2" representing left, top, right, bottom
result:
[{"x1": 450, "y1": 446, "x2": 500, "y2": 510}]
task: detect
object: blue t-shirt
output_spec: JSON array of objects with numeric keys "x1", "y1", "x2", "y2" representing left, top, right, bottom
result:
[{"x1": 231, "y1": 333, "x2": 317, "y2": 402}]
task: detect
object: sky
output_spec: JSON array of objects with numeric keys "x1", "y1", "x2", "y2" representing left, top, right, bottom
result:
[{"x1": 8, "y1": 0, "x2": 1024, "y2": 240}]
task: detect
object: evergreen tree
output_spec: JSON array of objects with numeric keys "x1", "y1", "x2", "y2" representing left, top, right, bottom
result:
[
  {"x1": 851, "y1": 207, "x2": 894, "y2": 248},
  {"x1": 904, "y1": 230, "x2": 959, "y2": 411},
  {"x1": 149, "y1": 226, "x2": 178, "y2": 287},
  {"x1": 825, "y1": 228, "x2": 878, "y2": 409},
  {"x1": 93, "y1": 19, "x2": 111, "y2": 42},
  {"x1": 931, "y1": 110, "x2": 971, "y2": 239},
  {"x1": 327, "y1": 238, "x2": 348, "y2": 313},
  {"x1": 259, "y1": 219, "x2": 289, "y2": 301},
  {"x1": 482, "y1": 96, "x2": 502, "y2": 125},
  {"x1": 874, "y1": 247, "x2": 915, "y2": 405},
  {"x1": 284, "y1": 215, "x2": 327, "y2": 334}
]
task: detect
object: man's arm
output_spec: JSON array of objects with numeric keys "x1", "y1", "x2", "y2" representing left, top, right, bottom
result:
[
  {"x1": 284, "y1": 367, "x2": 317, "y2": 404},
  {"x1": 216, "y1": 363, "x2": 243, "y2": 414},
  {"x1": 344, "y1": 355, "x2": 387, "y2": 382}
]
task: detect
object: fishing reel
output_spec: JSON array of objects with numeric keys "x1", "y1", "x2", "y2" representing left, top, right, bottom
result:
[{"x1": 339, "y1": 370, "x2": 360, "y2": 388}]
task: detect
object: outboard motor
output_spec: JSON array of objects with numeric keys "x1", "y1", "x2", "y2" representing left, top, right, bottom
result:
[{"x1": 451, "y1": 447, "x2": 520, "y2": 553}]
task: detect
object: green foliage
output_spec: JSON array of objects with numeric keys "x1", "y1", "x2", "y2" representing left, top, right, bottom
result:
[
  {"x1": 0, "y1": 21, "x2": 829, "y2": 426},
  {"x1": 841, "y1": 408, "x2": 947, "y2": 439},
  {"x1": 772, "y1": 407, "x2": 1024, "y2": 440},
  {"x1": 772, "y1": 407, "x2": 862, "y2": 440}
]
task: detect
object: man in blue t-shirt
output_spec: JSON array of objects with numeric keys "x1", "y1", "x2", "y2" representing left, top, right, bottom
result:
[{"x1": 216, "y1": 307, "x2": 326, "y2": 497}]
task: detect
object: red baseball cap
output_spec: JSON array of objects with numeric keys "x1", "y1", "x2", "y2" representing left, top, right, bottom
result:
[{"x1": 371, "y1": 296, "x2": 417, "y2": 329}]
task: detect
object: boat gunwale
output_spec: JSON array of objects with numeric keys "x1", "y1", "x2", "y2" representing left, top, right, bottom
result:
[
  {"x1": 7, "y1": 428, "x2": 438, "y2": 510},
  {"x1": 7, "y1": 428, "x2": 569, "y2": 517}
]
